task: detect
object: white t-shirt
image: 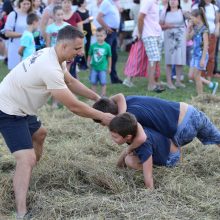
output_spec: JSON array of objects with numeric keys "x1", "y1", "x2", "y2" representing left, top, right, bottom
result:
[
  {"x1": 192, "y1": 3, "x2": 219, "y2": 34},
  {"x1": 0, "y1": 47, "x2": 67, "y2": 116},
  {"x1": 181, "y1": 0, "x2": 192, "y2": 12}
]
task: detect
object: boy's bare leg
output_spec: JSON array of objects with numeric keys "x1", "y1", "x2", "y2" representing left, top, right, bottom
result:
[
  {"x1": 101, "y1": 85, "x2": 106, "y2": 97},
  {"x1": 125, "y1": 153, "x2": 143, "y2": 170}
]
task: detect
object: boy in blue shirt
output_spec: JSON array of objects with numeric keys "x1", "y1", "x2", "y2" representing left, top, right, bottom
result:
[
  {"x1": 18, "y1": 13, "x2": 39, "y2": 60},
  {"x1": 87, "y1": 27, "x2": 112, "y2": 97},
  {"x1": 109, "y1": 112, "x2": 180, "y2": 189}
]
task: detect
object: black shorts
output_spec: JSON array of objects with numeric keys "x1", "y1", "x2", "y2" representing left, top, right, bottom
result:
[{"x1": 0, "y1": 110, "x2": 41, "y2": 153}]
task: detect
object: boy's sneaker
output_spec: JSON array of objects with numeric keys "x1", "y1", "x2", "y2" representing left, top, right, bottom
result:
[{"x1": 210, "y1": 82, "x2": 219, "y2": 95}]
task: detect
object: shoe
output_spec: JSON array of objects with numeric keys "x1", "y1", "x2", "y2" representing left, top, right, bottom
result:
[
  {"x1": 123, "y1": 79, "x2": 134, "y2": 87},
  {"x1": 148, "y1": 85, "x2": 165, "y2": 93},
  {"x1": 112, "y1": 79, "x2": 123, "y2": 84},
  {"x1": 210, "y1": 82, "x2": 218, "y2": 95},
  {"x1": 167, "y1": 84, "x2": 176, "y2": 89},
  {"x1": 175, "y1": 82, "x2": 186, "y2": 88}
]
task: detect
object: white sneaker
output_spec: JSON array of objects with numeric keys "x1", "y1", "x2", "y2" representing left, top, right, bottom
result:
[{"x1": 123, "y1": 79, "x2": 134, "y2": 88}]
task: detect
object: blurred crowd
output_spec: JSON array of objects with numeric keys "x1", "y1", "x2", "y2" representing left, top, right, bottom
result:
[{"x1": 0, "y1": 0, "x2": 220, "y2": 96}]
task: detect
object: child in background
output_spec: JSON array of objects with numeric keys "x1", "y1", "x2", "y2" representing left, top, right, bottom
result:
[
  {"x1": 109, "y1": 112, "x2": 181, "y2": 189},
  {"x1": 46, "y1": 6, "x2": 69, "y2": 47},
  {"x1": 188, "y1": 8, "x2": 218, "y2": 95},
  {"x1": 18, "y1": 13, "x2": 39, "y2": 60},
  {"x1": 87, "y1": 27, "x2": 112, "y2": 97}
]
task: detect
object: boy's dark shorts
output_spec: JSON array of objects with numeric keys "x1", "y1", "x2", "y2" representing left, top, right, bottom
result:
[{"x1": 0, "y1": 110, "x2": 41, "y2": 153}]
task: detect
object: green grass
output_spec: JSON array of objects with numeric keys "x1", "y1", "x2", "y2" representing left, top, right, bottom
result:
[{"x1": 1, "y1": 51, "x2": 220, "y2": 102}]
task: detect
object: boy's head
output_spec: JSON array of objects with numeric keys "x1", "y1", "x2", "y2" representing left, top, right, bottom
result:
[
  {"x1": 93, "y1": 97, "x2": 118, "y2": 123},
  {"x1": 53, "y1": 5, "x2": 64, "y2": 21},
  {"x1": 96, "y1": 27, "x2": 107, "y2": 44},
  {"x1": 27, "y1": 13, "x2": 39, "y2": 30},
  {"x1": 109, "y1": 112, "x2": 138, "y2": 145}
]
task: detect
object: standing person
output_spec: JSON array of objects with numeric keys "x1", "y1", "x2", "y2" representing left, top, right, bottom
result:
[
  {"x1": 87, "y1": 27, "x2": 112, "y2": 96},
  {"x1": 192, "y1": 0, "x2": 220, "y2": 80},
  {"x1": 160, "y1": 0, "x2": 186, "y2": 89},
  {"x1": 40, "y1": 0, "x2": 61, "y2": 39},
  {"x1": 4, "y1": 0, "x2": 33, "y2": 70},
  {"x1": 187, "y1": 8, "x2": 218, "y2": 95},
  {"x1": 138, "y1": 0, "x2": 164, "y2": 92},
  {"x1": 18, "y1": 13, "x2": 39, "y2": 60},
  {"x1": 0, "y1": 26, "x2": 113, "y2": 219},
  {"x1": 97, "y1": 0, "x2": 123, "y2": 84},
  {"x1": 76, "y1": 0, "x2": 93, "y2": 59}
]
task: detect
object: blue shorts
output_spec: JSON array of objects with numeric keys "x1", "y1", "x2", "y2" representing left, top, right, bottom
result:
[
  {"x1": 173, "y1": 105, "x2": 220, "y2": 147},
  {"x1": 190, "y1": 54, "x2": 208, "y2": 71},
  {"x1": 166, "y1": 149, "x2": 181, "y2": 167},
  {"x1": 90, "y1": 69, "x2": 107, "y2": 85},
  {"x1": 0, "y1": 111, "x2": 41, "y2": 153}
]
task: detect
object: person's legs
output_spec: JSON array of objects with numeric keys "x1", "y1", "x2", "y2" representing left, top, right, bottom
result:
[
  {"x1": 166, "y1": 64, "x2": 176, "y2": 89},
  {"x1": 90, "y1": 69, "x2": 98, "y2": 93},
  {"x1": 106, "y1": 31, "x2": 121, "y2": 83},
  {"x1": 194, "y1": 68, "x2": 203, "y2": 95},
  {"x1": 99, "y1": 70, "x2": 107, "y2": 96},
  {"x1": 125, "y1": 153, "x2": 143, "y2": 170},
  {"x1": 206, "y1": 34, "x2": 217, "y2": 80},
  {"x1": 175, "y1": 65, "x2": 185, "y2": 87},
  {"x1": 32, "y1": 127, "x2": 47, "y2": 161},
  {"x1": 13, "y1": 149, "x2": 36, "y2": 217}
]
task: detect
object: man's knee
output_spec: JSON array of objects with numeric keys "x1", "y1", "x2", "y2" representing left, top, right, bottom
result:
[{"x1": 14, "y1": 149, "x2": 37, "y2": 168}]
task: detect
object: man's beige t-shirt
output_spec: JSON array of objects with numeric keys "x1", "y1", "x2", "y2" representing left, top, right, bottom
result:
[{"x1": 0, "y1": 47, "x2": 67, "y2": 116}]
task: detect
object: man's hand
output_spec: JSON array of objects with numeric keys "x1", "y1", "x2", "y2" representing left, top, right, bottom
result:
[{"x1": 101, "y1": 112, "x2": 115, "y2": 126}]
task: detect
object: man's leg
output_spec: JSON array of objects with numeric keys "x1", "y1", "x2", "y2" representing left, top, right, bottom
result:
[
  {"x1": 32, "y1": 127, "x2": 47, "y2": 162},
  {"x1": 13, "y1": 149, "x2": 37, "y2": 216}
]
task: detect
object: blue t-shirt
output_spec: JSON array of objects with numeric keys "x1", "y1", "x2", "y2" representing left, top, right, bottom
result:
[
  {"x1": 20, "y1": 30, "x2": 36, "y2": 60},
  {"x1": 126, "y1": 96, "x2": 180, "y2": 138},
  {"x1": 46, "y1": 22, "x2": 69, "y2": 46},
  {"x1": 134, "y1": 127, "x2": 171, "y2": 166}
]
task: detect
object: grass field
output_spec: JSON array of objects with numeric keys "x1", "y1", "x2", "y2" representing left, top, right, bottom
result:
[{"x1": 0, "y1": 52, "x2": 220, "y2": 220}]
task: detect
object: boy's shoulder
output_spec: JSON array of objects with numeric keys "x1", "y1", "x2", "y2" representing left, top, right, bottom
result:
[{"x1": 21, "y1": 30, "x2": 33, "y2": 40}]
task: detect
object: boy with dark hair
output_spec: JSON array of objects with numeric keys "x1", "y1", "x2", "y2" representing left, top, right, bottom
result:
[
  {"x1": 109, "y1": 112, "x2": 180, "y2": 189},
  {"x1": 18, "y1": 13, "x2": 39, "y2": 60},
  {"x1": 87, "y1": 27, "x2": 112, "y2": 96},
  {"x1": 93, "y1": 93, "x2": 220, "y2": 151}
]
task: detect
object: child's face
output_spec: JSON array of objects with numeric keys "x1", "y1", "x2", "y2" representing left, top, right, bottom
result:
[
  {"x1": 190, "y1": 15, "x2": 198, "y2": 25},
  {"x1": 96, "y1": 31, "x2": 106, "y2": 43},
  {"x1": 110, "y1": 132, "x2": 127, "y2": 145},
  {"x1": 54, "y1": 9, "x2": 64, "y2": 22},
  {"x1": 33, "y1": 20, "x2": 39, "y2": 31}
]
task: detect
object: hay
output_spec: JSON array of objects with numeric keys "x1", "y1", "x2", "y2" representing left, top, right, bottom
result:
[{"x1": 0, "y1": 97, "x2": 220, "y2": 219}]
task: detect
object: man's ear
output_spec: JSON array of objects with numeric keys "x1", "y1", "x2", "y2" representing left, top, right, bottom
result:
[{"x1": 125, "y1": 134, "x2": 133, "y2": 142}]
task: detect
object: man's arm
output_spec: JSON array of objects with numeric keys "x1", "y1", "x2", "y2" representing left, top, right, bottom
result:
[
  {"x1": 64, "y1": 70, "x2": 100, "y2": 101},
  {"x1": 40, "y1": 10, "x2": 50, "y2": 40},
  {"x1": 142, "y1": 156, "x2": 154, "y2": 189},
  {"x1": 18, "y1": 46, "x2": 24, "y2": 56},
  {"x1": 97, "y1": 12, "x2": 113, "y2": 34},
  {"x1": 110, "y1": 93, "x2": 127, "y2": 114},
  {"x1": 138, "y1": 13, "x2": 145, "y2": 39},
  {"x1": 49, "y1": 88, "x2": 114, "y2": 124}
]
